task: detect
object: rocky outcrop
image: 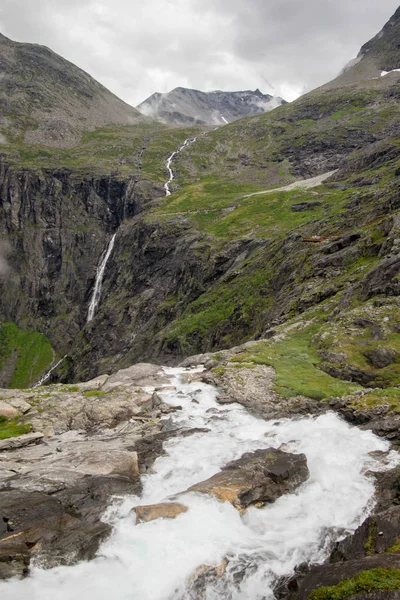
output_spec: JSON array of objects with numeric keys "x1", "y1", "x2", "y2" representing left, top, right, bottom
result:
[
  {"x1": 185, "y1": 448, "x2": 309, "y2": 511},
  {"x1": 0, "y1": 363, "x2": 196, "y2": 579}
]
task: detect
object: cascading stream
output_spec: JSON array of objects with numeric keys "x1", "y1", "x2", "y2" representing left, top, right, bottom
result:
[
  {"x1": 164, "y1": 137, "x2": 197, "y2": 196},
  {"x1": 1, "y1": 367, "x2": 398, "y2": 600},
  {"x1": 32, "y1": 355, "x2": 67, "y2": 388},
  {"x1": 87, "y1": 233, "x2": 117, "y2": 322}
]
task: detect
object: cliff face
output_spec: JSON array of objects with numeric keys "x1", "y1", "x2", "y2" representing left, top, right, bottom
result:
[{"x1": 0, "y1": 164, "x2": 142, "y2": 353}]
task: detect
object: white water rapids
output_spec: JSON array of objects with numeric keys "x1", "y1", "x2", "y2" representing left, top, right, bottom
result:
[
  {"x1": 87, "y1": 233, "x2": 117, "y2": 322},
  {"x1": 164, "y1": 138, "x2": 197, "y2": 196},
  {"x1": 1, "y1": 367, "x2": 398, "y2": 600}
]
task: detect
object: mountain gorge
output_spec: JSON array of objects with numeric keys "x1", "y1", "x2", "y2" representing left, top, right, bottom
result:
[{"x1": 0, "y1": 7, "x2": 400, "y2": 597}]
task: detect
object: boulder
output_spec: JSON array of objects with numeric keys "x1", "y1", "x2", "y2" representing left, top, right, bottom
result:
[
  {"x1": 133, "y1": 502, "x2": 188, "y2": 523},
  {"x1": 0, "y1": 401, "x2": 20, "y2": 419},
  {"x1": 364, "y1": 348, "x2": 398, "y2": 369},
  {"x1": 186, "y1": 448, "x2": 309, "y2": 510}
]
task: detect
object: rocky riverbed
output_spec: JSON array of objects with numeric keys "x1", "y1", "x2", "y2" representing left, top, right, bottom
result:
[{"x1": 0, "y1": 359, "x2": 399, "y2": 599}]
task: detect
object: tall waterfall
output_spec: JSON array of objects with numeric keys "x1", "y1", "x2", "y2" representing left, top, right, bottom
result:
[{"x1": 87, "y1": 233, "x2": 117, "y2": 322}]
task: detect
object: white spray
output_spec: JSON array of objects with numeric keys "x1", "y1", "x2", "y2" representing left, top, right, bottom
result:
[
  {"x1": 1, "y1": 367, "x2": 398, "y2": 600},
  {"x1": 87, "y1": 233, "x2": 117, "y2": 322},
  {"x1": 32, "y1": 355, "x2": 67, "y2": 388}
]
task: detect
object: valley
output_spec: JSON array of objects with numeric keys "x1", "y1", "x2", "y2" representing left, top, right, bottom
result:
[{"x1": 0, "y1": 4, "x2": 399, "y2": 599}]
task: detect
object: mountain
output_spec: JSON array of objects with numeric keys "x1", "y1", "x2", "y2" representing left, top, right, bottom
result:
[
  {"x1": 324, "y1": 5, "x2": 400, "y2": 88},
  {"x1": 0, "y1": 6, "x2": 399, "y2": 391},
  {"x1": 136, "y1": 87, "x2": 286, "y2": 126},
  {"x1": 0, "y1": 33, "x2": 140, "y2": 147},
  {"x1": 1, "y1": 7, "x2": 400, "y2": 595}
]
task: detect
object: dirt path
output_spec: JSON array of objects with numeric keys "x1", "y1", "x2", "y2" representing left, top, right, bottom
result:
[{"x1": 243, "y1": 170, "x2": 338, "y2": 199}]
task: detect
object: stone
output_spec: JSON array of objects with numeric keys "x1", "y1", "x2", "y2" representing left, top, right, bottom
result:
[
  {"x1": 185, "y1": 448, "x2": 309, "y2": 510},
  {"x1": 364, "y1": 347, "x2": 398, "y2": 369},
  {"x1": 68, "y1": 450, "x2": 139, "y2": 479},
  {"x1": 0, "y1": 401, "x2": 20, "y2": 419},
  {"x1": 0, "y1": 432, "x2": 44, "y2": 451},
  {"x1": 296, "y1": 554, "x2": 400, "y2": 600},
  {"x1": 133, "y1": 502, "x2": 188, "y2": 523}
]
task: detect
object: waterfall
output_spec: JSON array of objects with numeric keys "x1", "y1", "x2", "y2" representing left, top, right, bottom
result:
[
  {"x1": 2, "y1": 367, "x2": 398, "y2": 600},
  {"x1": 87, "y1": 233, "x2": 117, "y2": 323},
  {"x1": 32, "y1": 355, "x2": 67, "y2": 388},
  {"x1": 164, "y1": 137, "x2": 197, "y2": 196}
]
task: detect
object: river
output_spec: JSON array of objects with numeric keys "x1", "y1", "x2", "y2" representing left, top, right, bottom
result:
[{"x1": 1, "y1": 367, "x2": 397, "y2": 599}]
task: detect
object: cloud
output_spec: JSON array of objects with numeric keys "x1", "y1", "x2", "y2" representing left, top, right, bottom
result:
[{"x1": 0, "y1": 0, "x2": 398, "y2": 105}]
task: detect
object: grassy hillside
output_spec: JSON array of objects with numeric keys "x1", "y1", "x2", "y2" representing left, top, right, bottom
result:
[{"x1": 0, "y1": 322, "x2": 54, "y2": 388}]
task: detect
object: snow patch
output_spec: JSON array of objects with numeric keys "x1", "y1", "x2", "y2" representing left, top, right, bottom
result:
[{"x1": 381, "y1": 69, "x2": 400, "y2": 77}]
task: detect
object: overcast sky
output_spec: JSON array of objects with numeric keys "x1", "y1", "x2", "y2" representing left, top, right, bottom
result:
[{"x1": 0, "y1": 0, "x2": 399, "y2": 105}]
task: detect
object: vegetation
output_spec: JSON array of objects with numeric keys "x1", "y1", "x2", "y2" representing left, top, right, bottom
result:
[
  {"x1": 82, "y1": 390, "x2": 106, "y2": 397},
  {"x1": 0, "y1": 322, "x2": 54, "y2": 388},
  {"x1": 0, "y1": 122, "x2": 202, "y2": 182},
  {"x1": 0, "y1": 415, "x2": 32, "y2": 440},
  {"x1": 228, "y1": 325, "x2": 360, "y2": 400},
  {"x1": 308, "y1": 568, "x2": 400, "y2": 600}
]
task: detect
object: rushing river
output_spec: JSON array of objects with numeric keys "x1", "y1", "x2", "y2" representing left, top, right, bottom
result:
[{"x1": 1, "y1": 367, "x2": 397, "y2": 600}]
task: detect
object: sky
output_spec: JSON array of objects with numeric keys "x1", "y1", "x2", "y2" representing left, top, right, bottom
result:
[{"x1": 0, "y1": 0, "x2": 399, "y2": 105}]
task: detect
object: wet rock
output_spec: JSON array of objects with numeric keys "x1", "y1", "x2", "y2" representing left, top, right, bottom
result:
[
  {"x1": 0, "y1": 487, "x2": 111, "y2": 578},
  {"x1": 331, "y1": 506, "x2": 400, "y2": 563},
  {"x1": 133, "y1": 502, "x2": 188, "y2": 523},
  {"x1": 363, "y1": 347, "x2": 398, "y2": 369},
  {"x1": 295, "y1": 554, "x2": 400, "y2": 600},
  {"x1": 185, "y1": 448, "x2": 309, "y2": 510}
]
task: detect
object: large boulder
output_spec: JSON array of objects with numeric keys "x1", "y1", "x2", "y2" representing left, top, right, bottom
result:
[{"x1": 186, "y1": 448, "x2": 309, "y2": 510}]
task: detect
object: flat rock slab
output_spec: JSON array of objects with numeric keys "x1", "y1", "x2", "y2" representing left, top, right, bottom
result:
[
  {"x1": 0, "y1": 432, "x2": 44, "y2": 451},
  {"x1": 134, "y1": 502, "x2": 188, "y2": 523},
  {"x1": 186, "y1": 447, "x2": 309, "y2": 510}
]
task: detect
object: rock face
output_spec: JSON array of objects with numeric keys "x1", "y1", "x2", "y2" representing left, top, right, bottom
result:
[
  {"x1": 137, "y1": 87, "x2": 286, "y2": 126},
  {"x1": 186, "y1": 448, "x2": 309, "y2": 510},
  {"x1": 0, "y1": 32, "x2": 140, "y2": 147}
]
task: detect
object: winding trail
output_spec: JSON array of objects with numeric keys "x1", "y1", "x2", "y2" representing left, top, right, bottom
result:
[
  {"x1": 2, "y1": 367, "x2": 398, "y2": 600},
  {"x1": 164, "y1": 137, "x2": 197, "y2": 196},
  {"x1": 243, "y1": 169, "x2": 338, "y2": 199}
]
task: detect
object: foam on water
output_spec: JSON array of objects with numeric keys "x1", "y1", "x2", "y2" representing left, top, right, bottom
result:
[{"x1": 1, "y1": 368, "x2": 397, "y2": 600}]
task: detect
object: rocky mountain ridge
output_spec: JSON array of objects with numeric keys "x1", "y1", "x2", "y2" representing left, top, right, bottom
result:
[
  {"x1": 136, "y1": 86, "x2": 286, "y2": 125},
  {"x1": 0, "y1": 32, "x2": 140, "y2": 147}
]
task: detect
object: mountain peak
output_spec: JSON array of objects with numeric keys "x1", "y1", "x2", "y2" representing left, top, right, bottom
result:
[{"x1": 136, "y1": 86, "x2": 286, "y2": 126}]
